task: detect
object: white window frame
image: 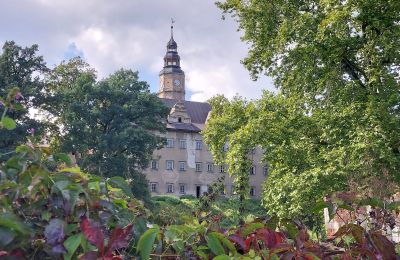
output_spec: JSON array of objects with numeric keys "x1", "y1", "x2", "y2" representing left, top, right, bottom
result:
[
  {"x1": 195, "y1": 162, "x2": 202, "y2": 172},
  {"x1": 207, "y1": 163, "x2": 214, "y2": 173},
  {"x1": 250, "y1": 166, "x2": 256, "y2": 175},
  {"x1": 166, "y1": 160, "x2": 174, "y2": 170},
  {"x1": 167, "y1": 183, "x2": 174, "y2": 193},
  {"x1": 151, "y1": 160, "x2": 158, "y2": 170},
  {"x1": 195, "y1": 140, "x2": 202, "y2": 150},
  {"x1": 150, "y1": 182, "x2": 157, "y2": 192},
  {"x1": 179, "y1": 184, "x2": 185, "y2": 194},
  {"x1": 250, "y1": 186, "x2": 256, "y2": 197},
  {"x1": 263, "y1": 165, "x2": 269, "y2": 176},
  {"x1": 179, "y1": 161, "x2": 186, "y2": 171},
  {"x1": 179, "y1": 139, "x2": 187, "y2": 149},
  {"x1": 166, "y1": 138, "x2": 174, "y2": 148}
]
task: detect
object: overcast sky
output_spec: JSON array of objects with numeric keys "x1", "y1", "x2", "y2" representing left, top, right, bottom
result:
[{"x1": 0, "y1": 0, "x2": 275, "y2": 102}]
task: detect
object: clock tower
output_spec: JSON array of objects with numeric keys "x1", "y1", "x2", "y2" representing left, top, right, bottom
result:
[{"x1": 158, "y1": 24, "x2": 185, "y2": 100}]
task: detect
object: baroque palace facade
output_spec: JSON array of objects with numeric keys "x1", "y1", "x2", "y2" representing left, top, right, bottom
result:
[{"x1": 143, "y1": 27, "x2": 267, "y2": 198}]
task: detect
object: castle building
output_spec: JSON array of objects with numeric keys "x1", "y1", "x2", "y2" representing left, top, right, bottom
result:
[{"x1": 143, "y1": 26, "x2": 267, "y2": 198}]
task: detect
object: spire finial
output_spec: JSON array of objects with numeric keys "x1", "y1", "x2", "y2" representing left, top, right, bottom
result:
[{"x1": 171, "y1": 18, "x2": 175, "y2": 38}]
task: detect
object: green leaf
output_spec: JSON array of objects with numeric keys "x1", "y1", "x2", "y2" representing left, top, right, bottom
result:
[
  {"x1": 0, "y1": 213, "x2": 29, "y2": 234},
  {"x1": 107, "y1": 176, "x2": 133, "y2": 197},
  {"x1": 63, "y1": 233, "x2": 83, "y2": 260},
  {"x1": 214, "y1": 255, "x2": 231, "y2": 260},
  {"x1": 206, "y1": 232, "x2": 225, "y2": 256},
  {"x1": 1, "y1": 116, "x2": 16, "y2": 130},
  {"x1": 54, "y1": 153, "x2": 72, "y2": 166},
  {"x1": 137, "y1": 227, "x2": 159, "y2": 260},
  {"x1": 0, "y1": 227, "x2": 16, "y2": 248},
  {"x1": 211, "y1": 232, "x2": 236, "y2": 254},
  {"x1": 242, "y1": 222, "x2": 265, "y2": 237}
]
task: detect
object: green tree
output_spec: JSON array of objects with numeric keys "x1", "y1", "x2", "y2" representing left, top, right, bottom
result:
[
  {"x1": 0, "y1": 41, "x2": 49, "y2": 159},
  {"x1": 50, "y1": 59, "x2": 169, "y2": 201},
  {"x1": 207, "y1": 0, "x2": 400, "y2": 219}
]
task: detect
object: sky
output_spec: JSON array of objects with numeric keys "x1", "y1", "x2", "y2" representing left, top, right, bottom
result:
[{"x1": 0, "y1": 0, "x2": 275, "y2": 102}]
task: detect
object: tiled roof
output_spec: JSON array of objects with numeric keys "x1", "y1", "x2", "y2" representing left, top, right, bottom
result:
[
  {"x1": 166, "y1": 122, "x2": 201, "y2": 132},
  {"x1": 160, "y1": 98, "x2": 211, "y2": 124}
]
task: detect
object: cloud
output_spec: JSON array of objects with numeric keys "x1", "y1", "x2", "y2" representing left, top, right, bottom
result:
[{"x1": 0, "y1": 0, "x2": 275, "y2": 102}]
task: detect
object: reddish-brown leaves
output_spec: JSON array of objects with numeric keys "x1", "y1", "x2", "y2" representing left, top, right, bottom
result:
[{"x1": 80, "y1": 217, "x2": 133, "y2": 259}]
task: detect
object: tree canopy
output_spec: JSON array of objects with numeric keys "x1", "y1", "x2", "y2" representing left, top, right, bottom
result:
[
  {"x1": 206, "y1": 0, "x2": 400, "y2": 219},
  {"x1": 49, "y1": 58, "x2": 169, "y2": 200},
  {"x1": 0, "y1": 41, "x2": 49, "y2": 158}
]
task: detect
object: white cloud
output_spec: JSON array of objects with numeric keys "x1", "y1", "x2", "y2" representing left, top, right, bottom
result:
[{"x1": 0, "y1": 0, "x2": 275, "y2": 101}]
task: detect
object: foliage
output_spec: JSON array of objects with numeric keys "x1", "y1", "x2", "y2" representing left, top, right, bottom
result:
[
  {"x1": 47, "y1": 58, "x2": 170, "y2": 202},
  {"x1": 136, "y1": 214, "x2": 398, "y2": 259},
  {"x1": 150, "y1": 194, "x2": 266, "y2": 229},
  {"x1": 210, "y1": 0, "x2": 400, "y2": 220},
  {"x1": 0, "y1": 41, "x2": 49, "y2": 159},
  {"x1": 203, "y1": 96, "x2": 257, "y2": 215},
  {"x1": 0, "y1": 90, "x2": 147, "y2": 259}
]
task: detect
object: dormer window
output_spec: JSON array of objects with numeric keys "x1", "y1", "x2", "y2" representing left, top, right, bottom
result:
[{"x1": 178, "y1": 117, "x2": 182, "y2": 123}]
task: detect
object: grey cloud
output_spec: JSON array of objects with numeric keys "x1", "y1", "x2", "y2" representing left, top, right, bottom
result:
[{"x1": 0, "y1": 0, "x2": 275, "y2": 101}]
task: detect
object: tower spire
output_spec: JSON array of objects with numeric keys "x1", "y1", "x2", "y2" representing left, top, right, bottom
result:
[{"x1": 171, "y1": 18, "x2": 175, "y2": 39}]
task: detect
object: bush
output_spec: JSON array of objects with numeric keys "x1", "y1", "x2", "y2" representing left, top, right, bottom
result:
[{"x1": 0, "y1": 89, "x2": 146, "y2": 259}]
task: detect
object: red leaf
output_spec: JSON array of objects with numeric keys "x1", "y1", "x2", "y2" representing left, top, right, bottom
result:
[
  {"x1": 81, "y1": 217, "x2": 105, "y2": 254},
  {"x1": 244, "y1": 234, "x2": 257, "y2": 253},
  {"x1": 370, "y1": 232, "x2": 396, "y2": 260},
  {"x1": 229, "y1": 234, "x2": 247, "y2": 252},
  {"x1": 106, "y1": 224, "x2": 133, "y2": 255},
  {"x1": 256, "y1": 228, "x2": 284, "y2": 249},
  {"x1": 78, "y1": 251, "x2": 98, "y2": 260},
  {"x1": 333, "y1": 224, "x2": 365, "y2": 244}
]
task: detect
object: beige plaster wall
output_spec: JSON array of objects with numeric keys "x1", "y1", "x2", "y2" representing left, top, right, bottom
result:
[{"x1": 143, "y1": 128, "x2": 267, "y2": 198}]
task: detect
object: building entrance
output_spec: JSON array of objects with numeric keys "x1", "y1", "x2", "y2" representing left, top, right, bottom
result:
[{"x1": 196, "y1": 186, "x2": 201, "y2": 198}]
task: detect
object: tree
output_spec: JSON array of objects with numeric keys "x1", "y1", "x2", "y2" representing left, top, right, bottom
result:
[
  {"x1": 203, "y1": 95, "x2": 255, "y2": 216},
  {"x1": 0, "y1": 41, "x2": 49, "y2": 159},
  {"x1": 50, "y1": 59, "x2": 169, "y2": 201},
  {"x1": 208, "y1": 0, "x2": 400, "y2": 219}
]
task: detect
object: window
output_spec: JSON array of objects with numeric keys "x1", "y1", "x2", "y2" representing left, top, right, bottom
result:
[
  {"x1": 179, "y1": 184, "x2": 185, "y2": 194},
  {"x1": 250, "y1": 166, "x2": 256, "y2": 175},
  {"x1": 151, "y1": 160, "x2": 158, "y2": 170},
  {"x1": 166, "y1": 138, "x2": 174, "y2": 148},
  {"x1": 250, "y1": 187, "x2": 256, "y2": 197},
  {"x1": 207, "y1": 163, "x2": 214, "y2": 173},
  {"x1": 150, "y1": 183, "x2": 157, "y2": 192},
  {"x1": 167, "y1": 183, "x2": 174, "y2": 193},
  {"x1": 179, "y1": 139, "x2": 187, "y2": 149},
  {"x1": 195, "y1": 140, "x2": 203, "y2": 150},
  {"x1": 178, "y1": 117, "x2": 182, "y2": 123},
  {"x1": 179, "y1": 161, "x2": 186, "y2": 171},
  {"x1": 195, "y1": 162, "x2": 202, "y2": 172},
  {"x1": 263, "y1": 165, "x2": 269, "y2": 176},
  {"x1": 166, "y1": 160, "x2": 174, "y2": 170},
  {"x1": 219, "y1": 165, "x2": 225, "y2": 173}
]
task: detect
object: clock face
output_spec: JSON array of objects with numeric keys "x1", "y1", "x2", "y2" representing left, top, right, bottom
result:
[{"x1": 173, "y1": 79, "x2": 181, "y2": 87}]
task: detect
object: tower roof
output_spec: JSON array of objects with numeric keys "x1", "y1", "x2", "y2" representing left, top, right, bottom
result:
[{"x1": 167, "y1": 26, "x2": 177, "y2": 49}]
